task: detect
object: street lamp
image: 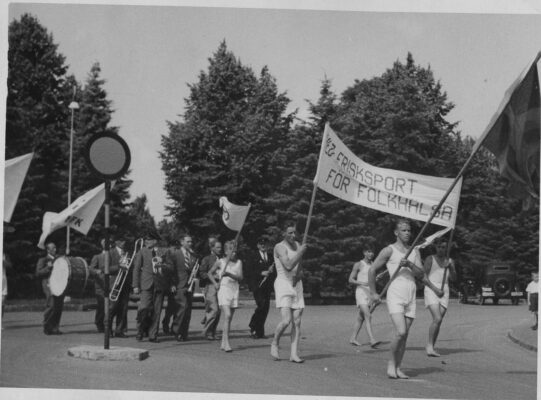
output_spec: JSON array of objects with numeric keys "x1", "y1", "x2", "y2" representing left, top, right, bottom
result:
[{"x1": 66, "y1": 94, "x2": 79, "y2": 255}]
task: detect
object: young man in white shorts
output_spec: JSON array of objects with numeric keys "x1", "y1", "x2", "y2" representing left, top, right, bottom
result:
[
  {"x1": 368, "y1": 219, "x2": 424, "y2": 379},
  {"x1": 270, "y1": 222, "x2": 307, "y2": 363}
]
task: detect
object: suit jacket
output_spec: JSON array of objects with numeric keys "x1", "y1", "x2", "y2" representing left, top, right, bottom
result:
[
  {"x1": 133, "y1": 247, "x2": 175, "y2": 292},
  {"x1": 36, "y1": 254, "x2": 55, "y2": 280},
  {"x1": 89, "y1": 248, "x2": 122, "y2": 296},
  {"x1": 165, "y1": 247, "x2": 196, "y2": 290},
  {"x1": 246, "y1": 250, "x2": 275, "y2": 293},
  {"x1": 199, "y1": 253, "x2": 219, "y2": 288}
]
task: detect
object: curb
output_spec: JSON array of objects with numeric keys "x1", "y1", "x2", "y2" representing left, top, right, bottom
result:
[{"x1": 507, "y1": 329, "x2": 537, "y2": 352}]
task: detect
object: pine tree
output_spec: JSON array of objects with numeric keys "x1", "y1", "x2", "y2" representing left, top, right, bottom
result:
[
  {"x1": 5, "y1": 14, "x2": 71, "y2": 288},
  {"x1": 160, "y1": 41, "x2": 294, "y2": 249}
]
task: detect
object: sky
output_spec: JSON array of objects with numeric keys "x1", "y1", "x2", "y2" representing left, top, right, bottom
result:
[{"x1": 4, "y1": 1, "x2": 541, "y2": 222}]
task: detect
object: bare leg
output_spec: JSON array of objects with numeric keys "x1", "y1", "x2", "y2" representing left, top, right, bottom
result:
[
  {"x1": 359, "y1": 304, "x2": 378, "y2": 345},
  {"x1": 289, "y1": 308, "x2": 304, "y2": 362},
  {"x1": 349, "y1": 307, "x2": 363, "y2": 345},
  {"x1": 427, "y1": 304, "x2": 446, "y2": 356},
  {"x1": 396, "y1": 317, "x2": 413, "y2": 379},
  {"x1": 221, "y1": 306, "x2": 233, "y2": 352},
  {"x1": 271, "y1": 307, "x2": 292, "y2": 359},
  {"x1": 388, "y1": 313, "x2": 413, "y2": 379}
]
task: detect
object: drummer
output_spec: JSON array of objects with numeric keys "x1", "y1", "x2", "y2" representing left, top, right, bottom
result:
[{"x1": 35, "y1": 241, "x2": 63, "y2": 335}]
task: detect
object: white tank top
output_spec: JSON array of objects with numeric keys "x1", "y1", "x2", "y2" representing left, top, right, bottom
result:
[
  {"x1": 274, "y1": 241, "x2": 299, "y2": 284},
  {"x1": 427, "y1": 256, "x2": 449, "y2": 286},
  {"x1": 356, "y1": 260, "x2": 371, "y2": 284},
  {"x1": 386, "y1": 244, "x2": 416, "y2": 283}
]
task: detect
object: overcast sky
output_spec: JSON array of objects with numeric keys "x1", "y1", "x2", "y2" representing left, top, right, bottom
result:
[{"x1": 5, "y1": 1, "x2": 541, "y2": 222}]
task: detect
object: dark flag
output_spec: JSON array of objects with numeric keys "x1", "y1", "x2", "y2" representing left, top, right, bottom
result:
[{"x1": 473, "y1": 52, "x2": 540, "y2": 207}]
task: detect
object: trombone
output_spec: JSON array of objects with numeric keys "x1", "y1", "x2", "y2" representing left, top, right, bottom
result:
[{"x1": 109, "y1": 238, "x2": 144, "y2": 301}]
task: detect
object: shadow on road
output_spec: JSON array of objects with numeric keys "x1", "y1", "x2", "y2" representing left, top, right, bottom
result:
[
  {"x1": 407, "y1": 346, "x2": 481, "y2": 355},
  {"x1": 403, "y1": 366, "x2": 445, "y2": 377}
]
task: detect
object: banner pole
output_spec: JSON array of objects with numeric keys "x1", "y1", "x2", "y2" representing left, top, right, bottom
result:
[
  {"x1": 440, "y1": 229, "x2": 455, "y2": 292},
  {"x1": 370, "y1": 149, "x2": 478, "y2": 313}
]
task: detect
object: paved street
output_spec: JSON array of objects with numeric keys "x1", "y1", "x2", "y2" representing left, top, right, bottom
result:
[{"x1": 0, "y1": 299, "x2": 537, "y2": 399}]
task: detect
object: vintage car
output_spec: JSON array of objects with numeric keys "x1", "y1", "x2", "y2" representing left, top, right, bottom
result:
[{"x1": 475, "y1": 263, "x2": 523, "y2": 305}]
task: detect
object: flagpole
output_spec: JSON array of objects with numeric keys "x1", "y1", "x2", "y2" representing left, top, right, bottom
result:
[
  {"x1": 440, "y1": 229, "x2": 455, "y2": 292},
  {"x1": 370, "y1": 150, "x2": 475, "y2": 313}
]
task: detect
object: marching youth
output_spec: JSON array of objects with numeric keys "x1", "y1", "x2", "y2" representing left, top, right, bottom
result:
[
  {"x1": 208, "y1": 240, "x2": 243, "y2": 352},
  {"x1": 36, "y1": 241, "x2": 63, "y2": 335},
  {"x1": 368, "y1": 219, "x2": 424, "y2": 379},
  {"x1": 270, "y1": 222, "x2": 307, "y2": 363},
  {"x1": 199, "y1": 236, "x2": 222, "y2": 341}
]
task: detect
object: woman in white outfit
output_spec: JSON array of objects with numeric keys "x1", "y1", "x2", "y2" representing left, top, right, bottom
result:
[
  {"x1": 348, "y1": 246, "x2": 380, "y2": 347},
  {"x1": 423, "y1": 239, "x2": 455, "y2": 357},
  {"x1": 208, "y1": 240, "x2": 243, "y2": 352},
  {"x1": 270, "y1": 222, "x2": 307, "y2": 363}
]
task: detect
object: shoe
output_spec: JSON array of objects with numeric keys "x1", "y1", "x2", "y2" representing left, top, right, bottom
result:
[
  {"x1": 256, "y1": 334, "x2": 267, "y2": 339},
  {"x1": 44, "y1": 330, "x2": 53, "y2": 335},
  {"x1": 114, "y1": 332, "x2": 128, "y2": 338},
  {"x1": 51, "y1": 329, "x2": 63, "y2": 335},
  {"x1": 163, "y1": 324, "x2": 170, "y2": 335},
  {"x1": 136, "y1": 332, "x2": 144, "y2": 341},
  {"x1": 206, "y1": 335, "x2": 215, "y2": 341},
  {"x1": 289, "y1": 357, "x2": 304, "y2": 363},
  {"x1": 149, "y1": 338, "x2": 160, "y2": 343},
  {"x1": 532, "y1": 325, "x2": 538, "y2": 330},
  {"x1": 250, "y1": 330, "x2": 258, "y2": 339},
  {"x1": 176, "y1": 334, "x2": 184, "y2": 342}
]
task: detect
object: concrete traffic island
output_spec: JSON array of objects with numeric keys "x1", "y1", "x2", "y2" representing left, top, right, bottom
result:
[{"x1": 67, "y1": 345, "x2": 149, "y2": 361}]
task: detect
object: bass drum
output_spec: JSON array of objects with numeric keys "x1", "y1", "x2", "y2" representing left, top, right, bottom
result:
[{"x1": 49, "y1": 256, "x2": 92, "y2": 297}]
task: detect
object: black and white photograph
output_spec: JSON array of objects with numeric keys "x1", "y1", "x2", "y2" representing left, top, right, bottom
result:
[{"x1": 1, "y1": 1, "x2": 539, "y2": 399}]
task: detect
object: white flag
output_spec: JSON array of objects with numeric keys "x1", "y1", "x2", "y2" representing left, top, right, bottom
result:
[
  {"x1": 314, "y1": 124, "x2": 462, "y2": 228},
  {"x1": 219, "y1": 197, "x2": 250, "y2": 231},
  {"x1": 415, "y1": 227, "x2": 452, "y2": 250},
  {"x1": 38, "y1": 183, "x2": 107, "y2": 249},
  {"x1": 4, "y1": 153, "x2": 33, "y2": 222}
]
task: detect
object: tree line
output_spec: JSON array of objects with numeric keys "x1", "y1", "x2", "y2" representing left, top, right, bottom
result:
[{"x1": 5, "y1": 14, "x2": 538, "y2": 299}]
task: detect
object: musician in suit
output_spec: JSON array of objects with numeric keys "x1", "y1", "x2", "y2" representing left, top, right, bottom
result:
[
  {"x1": 35, "y1": 241, "x2": 63, "y2": 335},
  {"x1": 89, "y1": 237, "x2": 128, "y2": 338},
  {"x1": 165, "y1": 233, "x2": 197, "y2": 342},
  {"x1": 133, "y1": 232, "x2": 176, "y2": 342},
  {"x1": 247, "y1": 236, "x2": 276, "y2": 339},
  {"x1": 89, "y1": 238, "x2": 107, "y2": 333},
  {"x1": 200, "y1": 236, "x2": 222, "y2": 340}
]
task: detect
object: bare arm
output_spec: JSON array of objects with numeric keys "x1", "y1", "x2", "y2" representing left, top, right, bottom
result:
[
  {"x1": 348, "y1": 262, "x2": 361, "y2": 286},
  {"x1": 274, "y1": 242, "x2": 306, "y2": 272},
  {"x1": 422, "y1": 255, "x2": 443, "y2": 296},
  {"x1": 368, "y1": 247, "x2": 392, "y2": 295},
  {"x1": 223, "y1": 260, "x2": 243, "y2": 282}
]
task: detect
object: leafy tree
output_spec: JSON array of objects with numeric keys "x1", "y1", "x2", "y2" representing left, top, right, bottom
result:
[{"x1": 161, "y1": 41, "x2": 294, "y2": 249}]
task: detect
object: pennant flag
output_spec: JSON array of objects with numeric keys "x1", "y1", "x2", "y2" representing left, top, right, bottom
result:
[
  {"x1": 472, "y1": 53, "x2": 541, "y2": 204},
  {"x1": 314, "y1": 124, "x2": 462, "y2": 228},
  {"x1": 38, "y1": 183, "x2": 107, "y2": 249},
  {"x1": 415, "y1": 227, "x2": 452, "y2": 250},
  {"x1": 219, "y1": 197, "x2": 250, "y2": 231},
  {"x1": 4, "y1": 153, "x2": 33, "y2": 222}
]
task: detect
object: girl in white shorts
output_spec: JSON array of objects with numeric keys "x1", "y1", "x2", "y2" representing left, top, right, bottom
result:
[{"x1": 348, "y1": 247, "x2": 380, "y2": 347}]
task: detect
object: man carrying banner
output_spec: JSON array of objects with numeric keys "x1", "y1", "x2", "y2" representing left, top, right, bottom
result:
[
  {"x1": 270, "y1": 221, "x2": 307, "y2": 363},
  {"x1": 35, "y1": 241, "x2": 63, "y2": 335},
  {"x1": 368, "y1": 219, "x2": 424, "y2": 379}
]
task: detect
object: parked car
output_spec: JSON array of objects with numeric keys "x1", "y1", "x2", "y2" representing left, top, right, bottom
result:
[{"x1": 474, "y1": 263, "x2": 523, "y2": 305}]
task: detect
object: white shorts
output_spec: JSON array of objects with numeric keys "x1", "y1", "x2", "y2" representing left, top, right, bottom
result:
[
  {"x1": 386, "y1": 278, "x2": 417, "y2": 318},
  {"x1": 274, "y1": 278, "x2": 305, "y2": 309},
  {"x1": 424, "y1": 284, "x2": 449, "y2": 309},
  {"x1": 355, "y1": 286, "x2": 370, "y2": 306},
  {"x1": 218, "y1": 284, "x2": 239, "y2": 308}
]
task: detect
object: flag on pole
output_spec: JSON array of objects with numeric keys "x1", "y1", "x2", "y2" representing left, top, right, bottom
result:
[
  {"x1": 4, "y1": 152, "x2": 33, "y2": 223},
  {"x1": 38, "y1": 183, "x2": 107, "y2": 249},
  {"x1": 473, "y1": 52, "x2": 541, "y2": 204},
  {"x1": 219, "y1": 197, "x2": 250, "y2": 231},
  {"x1": 415, "y1": 227, "x2": 452, "y2": 250}
]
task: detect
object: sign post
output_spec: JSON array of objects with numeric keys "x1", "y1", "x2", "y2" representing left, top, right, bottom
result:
[{"x1": 84, "y1": 133, "x2": 131, "y2": 350}]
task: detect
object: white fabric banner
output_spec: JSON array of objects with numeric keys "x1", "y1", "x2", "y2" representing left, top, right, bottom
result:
[
  {"x1": 314, "y1": 125, "x2": 462, "y2": 228},
  {"x1": 219, "y1": 197, "x2": 250, "y2": 231},
  {"x1": 38, "y1": 183, "x2": 107, "y2": 249},
  {"x1": 4, "y1": 152, "x2": 33, "y2": 222}
]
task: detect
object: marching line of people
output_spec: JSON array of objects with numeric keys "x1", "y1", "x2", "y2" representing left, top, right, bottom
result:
[{"x1": 17, "y1": 217, "x2": 526, "y2": 377}]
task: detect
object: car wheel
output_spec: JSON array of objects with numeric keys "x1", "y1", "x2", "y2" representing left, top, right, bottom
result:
[{"x1": 493, "y1": 278, "x2": 511, "y2": 298}]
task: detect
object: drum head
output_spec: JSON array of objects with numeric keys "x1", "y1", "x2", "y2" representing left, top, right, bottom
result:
[{"x1": 50, "y1": 257, "x2": 70, "y2": 296}]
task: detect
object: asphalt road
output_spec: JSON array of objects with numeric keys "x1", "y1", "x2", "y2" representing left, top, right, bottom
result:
[{"x1": 0, "y1": 299, "x2": 537, "y2": 399}]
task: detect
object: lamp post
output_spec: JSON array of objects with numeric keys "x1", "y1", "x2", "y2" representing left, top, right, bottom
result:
[{"x1": 66, "y1": 92, "x2": 79, "y2": 255}]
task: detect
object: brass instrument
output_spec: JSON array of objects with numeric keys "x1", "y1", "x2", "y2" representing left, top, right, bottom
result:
[
  {"x1": 187, "y1": 254, "x2": 200, "y2": 293},
  {"x1": 109, "y1": 238, "x2": 144, "y2": 301},
  {"x1": 152, "y1": 249, "x2": 164, "y2": 274}
]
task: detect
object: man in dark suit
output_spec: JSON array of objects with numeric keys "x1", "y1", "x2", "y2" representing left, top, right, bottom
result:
[
  {"x1": 199, "y1": 236, "x2": 222, "y2": 340},
  {"x1": 36, "y1": 241, "x2": 63, "y2": 335},
  {"x1": 133, "y1": 232, "x2": 176, "y2": 342},
  {"x1": 165, "y1": 233, "x2": 196, "y2": 342},
  {"x1": 247, "y1": 236, "x2": 276, "y2": 339},
  {"x1": 89, "y1": 236, "x2": 128, "y2": 337},
  {"x1": 89, "y1": 238, "x2": 107, "y2": 333}
]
